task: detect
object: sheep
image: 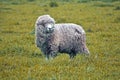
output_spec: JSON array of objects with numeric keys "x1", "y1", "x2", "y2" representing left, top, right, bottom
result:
[{"x1": 35, "y1": 15, "x2": 90, "y2": 60}]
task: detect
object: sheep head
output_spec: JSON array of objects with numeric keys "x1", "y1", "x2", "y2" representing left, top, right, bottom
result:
[{"x1": 36, "y1": 15, "x2": 55, "y2": 34}]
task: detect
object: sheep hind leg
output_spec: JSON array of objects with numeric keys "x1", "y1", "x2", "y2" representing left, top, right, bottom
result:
[{"x1": 69, "y1": 53, "x2": 76, "y2": 59}]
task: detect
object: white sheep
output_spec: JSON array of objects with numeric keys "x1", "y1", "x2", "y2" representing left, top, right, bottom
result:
[{"x1": 35, "y1": 15, "x2": 90, "y2": 60}]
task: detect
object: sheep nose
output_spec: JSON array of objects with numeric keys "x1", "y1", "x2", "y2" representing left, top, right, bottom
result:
[
  {"x1": 46, "y1": 24, "x2": 54, "y2": 32},
  {"x1": 48, "y1": 27, "x2": 52, "y2": 30},
  {"x1": 47, "y1": 27, "x2": 53, "y2": 31}
]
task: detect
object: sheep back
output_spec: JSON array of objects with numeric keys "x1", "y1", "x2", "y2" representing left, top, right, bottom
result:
[{"x1": 53, "y1": 23, "x2": 86, "y2": 54}]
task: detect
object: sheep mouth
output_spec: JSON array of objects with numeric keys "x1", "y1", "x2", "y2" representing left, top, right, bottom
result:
[{"x1": 46, "y1": 28, "x2": 54, "y2": 33}]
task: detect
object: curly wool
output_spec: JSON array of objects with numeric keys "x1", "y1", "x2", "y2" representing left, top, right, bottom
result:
[{"x1": 35, "y1": 15, "x2": 90, "y2": 59}]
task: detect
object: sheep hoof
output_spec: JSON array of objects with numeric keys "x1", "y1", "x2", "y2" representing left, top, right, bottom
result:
[
  {"x1": 85, "y1": 53, "x2": 90, "y2": 58},
  {"x1": 45, "y1": 57, "x2": 49, "y2": 61}
]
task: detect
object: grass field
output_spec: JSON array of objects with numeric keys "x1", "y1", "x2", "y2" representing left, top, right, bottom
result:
[{"x1": 0, "y1": 0, "x2": 120, "y2": 80}]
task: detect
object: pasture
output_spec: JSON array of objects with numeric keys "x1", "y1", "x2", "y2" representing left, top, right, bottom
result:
[{"x1": 0, "y1": 0, "x2": 120, "y2": 80}]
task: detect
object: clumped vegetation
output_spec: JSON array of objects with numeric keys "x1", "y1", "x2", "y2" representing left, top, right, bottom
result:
[
  {"x1": 77, "y1": 0, "x2": 89, "y2": 3},
  {"x1": 49, "y1": 1, "x2": 59, "y2": 7},
  {"x1": 0, "y1": 0, "x2": 120, "y2": 80},
  {"x1": 93, "y1": 2, "x2": 114, "y2": 7},
  {"x1": 114, "y1": 6, "x2": 120, "y2": 10}
]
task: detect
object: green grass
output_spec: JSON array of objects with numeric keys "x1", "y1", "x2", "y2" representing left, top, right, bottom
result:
[{"x1": 0, "y1": 0, "x2": 120, "y2": 80}]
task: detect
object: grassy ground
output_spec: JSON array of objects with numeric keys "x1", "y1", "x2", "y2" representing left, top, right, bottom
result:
[{"x1": 0, "y1": 0, "x2": 120, "y2": 80}]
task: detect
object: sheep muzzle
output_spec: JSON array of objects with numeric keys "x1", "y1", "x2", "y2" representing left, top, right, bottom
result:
[{"x1": 46, "y1": 24, "x2": 54, "y2": 33}]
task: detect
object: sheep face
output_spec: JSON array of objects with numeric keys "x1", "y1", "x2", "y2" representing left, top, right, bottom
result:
[
  {"x1": 45, "y1": 23, "x2": 55, "y2": 33},
  {"x1": 36, "y1": 15, "x2": 55, "y2": 34}
]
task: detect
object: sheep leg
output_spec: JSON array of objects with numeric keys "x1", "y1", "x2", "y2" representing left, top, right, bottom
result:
[
  {"x1": 50, "y1": 51, "x2": 57, "y2": 59},
  {"x1": 81, "y1": 34, "x2": 90, "y2": 56},
  {"x1": 45, "y1": 56, "x2": 49, "y2": 60},
  {"x1": 45, "y1": 52, "x2": 50, "y2": 60},
  {"x1": 45, "y1": 54, "x2": 57, "y2": 60},
  {"x1": 83, "y1": 45, "x2": 90, "y2": 57},
  {"x1": 45, "y1": 45, "x2": 58, "y2": 60},
  {"x1": 69, "y1": 53, "x2": 76, "y2": 59},
  {"x1": 45, "y1": 51, "x2": 57, "y2": 60}
]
